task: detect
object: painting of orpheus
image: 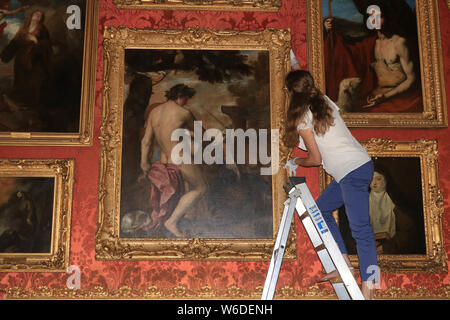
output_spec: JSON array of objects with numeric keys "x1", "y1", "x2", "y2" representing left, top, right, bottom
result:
[
  {"x1": 0, "y1": 176, "x2": 54, "y2": 253},
  {"x1": 322, "y1": 0, "x2": 422, "y2": 113},
  {"x1": 337, "y1": 157, "x2": 426, "y2": 255},
  {"x1": 119, "y1": 49, "x2": 274, "y2": 239},
  {"x1": 0, "y1": 0, "x2": 88, "y2": 133}
]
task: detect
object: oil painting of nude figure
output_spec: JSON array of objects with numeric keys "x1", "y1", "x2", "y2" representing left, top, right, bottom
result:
[
  {"x1": 321, "y1": 0, "x2": 422, "y2": 114},
  {"x1": 0, "y1": 0, "x2": 96, "y2": 140},
  {"x1": 119, "y1": 49, "x2": 274, "y2": 239}
]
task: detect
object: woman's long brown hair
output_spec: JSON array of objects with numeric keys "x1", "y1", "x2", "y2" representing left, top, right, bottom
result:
[{"x1": 283, "y1": 70, "x2": 335, "y2": 148}]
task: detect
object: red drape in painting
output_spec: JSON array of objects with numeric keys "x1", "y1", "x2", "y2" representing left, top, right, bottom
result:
[{"x1": 324, "y1": 31, "x2": 422, "y2": 113}]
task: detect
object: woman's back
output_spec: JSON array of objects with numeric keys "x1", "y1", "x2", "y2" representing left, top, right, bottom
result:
[{"x1": 297, "y1": 95, "x2": 371, "y2": 182}]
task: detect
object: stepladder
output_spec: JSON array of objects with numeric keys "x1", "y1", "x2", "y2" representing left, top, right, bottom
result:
[{"x1": 261, "y1": 176, "x2": 365, "y2": 300}]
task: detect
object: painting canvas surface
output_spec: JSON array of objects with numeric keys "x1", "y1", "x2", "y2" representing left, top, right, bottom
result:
[
  {"x1": 338, "y1": 157, "x2": 426, "y2": 255},
  {"x1": 0, "y1": 0, "x2": 86, "y2": 133},
  {"x1": 119, "y1": 49, "x2": 274, "y2": 239},
  {"x1": 0, "y1": 176, "x2": 54, "y2": 253},
  {"x1": 322, "y1": 0, "x2": 423, "y2": 114}
]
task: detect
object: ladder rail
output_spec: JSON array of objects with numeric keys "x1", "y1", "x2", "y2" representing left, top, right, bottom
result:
[{"x1": 261, "y1": 197, "x2": 298, "y2": 300}]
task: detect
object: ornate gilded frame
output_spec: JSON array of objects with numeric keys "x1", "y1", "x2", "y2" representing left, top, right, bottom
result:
[
  {"x1": 96, "y1": 27, "x2": 293, "y2": 260},
  {"x1": 307, "y1": 0, "x2": 447, "y2": 128},
  {"x1": 319, "y1": 139, "x2": 447, "y2": 273},
  {"x1": 113, "y1": 0, "x2": 281, "y2": 11},
  {"x1": 0, "y1": 159, "x2": 74, "y2": 272},
  {"x1": 4, "y1": 283, "x2": 450, "y2": 299},
  {"x1": 0, "y1": 1, "x2": 99, "y2": 146}
]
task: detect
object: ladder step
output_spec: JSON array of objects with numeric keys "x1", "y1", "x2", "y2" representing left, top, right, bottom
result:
[
  {"x1": 333, "y1": 283, "x2": 352, "y2": 300},
  {"x1": 298, "y1": 211, "x2": 309, "y2": 221},
  {"x1": 314, "y1": 243, "x2": 326, "y2": 252}
]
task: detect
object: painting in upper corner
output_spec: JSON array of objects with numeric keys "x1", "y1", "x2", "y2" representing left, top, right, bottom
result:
[
  {"x1": 0, "y1": 0, "x2": 99, "y2": 146},
  {"x1": 113, "y1": 0, "x2": 281, "y2": 12},
  {"x1": 307, "y1": 0, "x2": 447, "y2": 127}
]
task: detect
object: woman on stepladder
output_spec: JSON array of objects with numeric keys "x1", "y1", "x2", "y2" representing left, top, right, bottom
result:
[{"x1": 283, "y1": 70, "x2": 378, "y2": 300}]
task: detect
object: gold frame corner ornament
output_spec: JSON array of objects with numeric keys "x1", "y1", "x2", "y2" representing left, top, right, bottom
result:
[
  {"x1": 307, "y1": 0, "x2": 448, "y2": 128},
  {"x1": 0, "y1": 0, "x2": 99, "y2": 146},
  {"x1": 97, "y1": 27, "x2": 293, "y2": 261},
  {"x1": 112, "y1": 0, "x2": 282, "y2": 12},
  {"x1": 0, "y1": 159, "x2": 75, "y2": 272},
  {"x1": 319, "y1": 139, "x2": 448, "y2": 273}
]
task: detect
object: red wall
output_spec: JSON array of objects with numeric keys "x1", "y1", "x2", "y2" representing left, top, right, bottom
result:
[{"x1": 0, "y1": 0, "x2": 449, "y2": 299}]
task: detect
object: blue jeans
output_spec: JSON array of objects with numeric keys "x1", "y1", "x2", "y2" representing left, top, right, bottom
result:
[{"x1": 316, "y1": 161, "x2": 377, "y2": 281}]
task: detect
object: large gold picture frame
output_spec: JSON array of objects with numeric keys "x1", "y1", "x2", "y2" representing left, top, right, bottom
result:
[
  {"x1": 113, "y1": 0, "x2": 281, "y2": 11},
  {"x1": 307, "y1": 0, "x2": 447, "y2": 128},
  {"x1": 0, "y1": 159, "x2": 74, "y2": 272},
  {"x1": 96, "y1": 27, "x2": 293, "y2": 260},
  {"x1": 0, "y1": 1, "x2": 99, "y2": 146},
  {"x1": 319, "y1": 139, "x2": 447, "y2": 273}
]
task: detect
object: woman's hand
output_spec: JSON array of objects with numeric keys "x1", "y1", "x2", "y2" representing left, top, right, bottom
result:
[{"x1": 284, "y1": 158, "x2": 299, "y2": 177}]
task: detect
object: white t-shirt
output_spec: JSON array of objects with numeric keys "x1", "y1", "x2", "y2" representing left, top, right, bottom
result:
[{"x1": 297, "y1": 95, "x2": 371, "y2": 182}]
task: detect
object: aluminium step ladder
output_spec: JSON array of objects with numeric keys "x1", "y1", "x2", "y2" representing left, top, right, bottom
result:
[{"x1": 261, "y1": 176, "x2": 365, "y2": 300}]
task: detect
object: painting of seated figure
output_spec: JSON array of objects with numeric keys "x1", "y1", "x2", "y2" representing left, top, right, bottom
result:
[{"x1": 307, "y1": 0, "x2": 447, "y2": 127}]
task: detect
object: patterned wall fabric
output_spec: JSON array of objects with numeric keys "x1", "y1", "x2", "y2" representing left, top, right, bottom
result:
[{"x1": 0, "y1": 0, "x2": 449, "y2": 299}]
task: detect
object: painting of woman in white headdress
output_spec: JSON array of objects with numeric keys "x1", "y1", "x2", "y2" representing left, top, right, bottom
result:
[{"x1": 338, "y1": 157, "x2": 426, "y2": 255}]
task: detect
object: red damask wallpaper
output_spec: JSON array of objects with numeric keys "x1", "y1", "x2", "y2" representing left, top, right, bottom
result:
[{"x1": 0, "y1": 0, "x2": 449, "y2": 299}]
